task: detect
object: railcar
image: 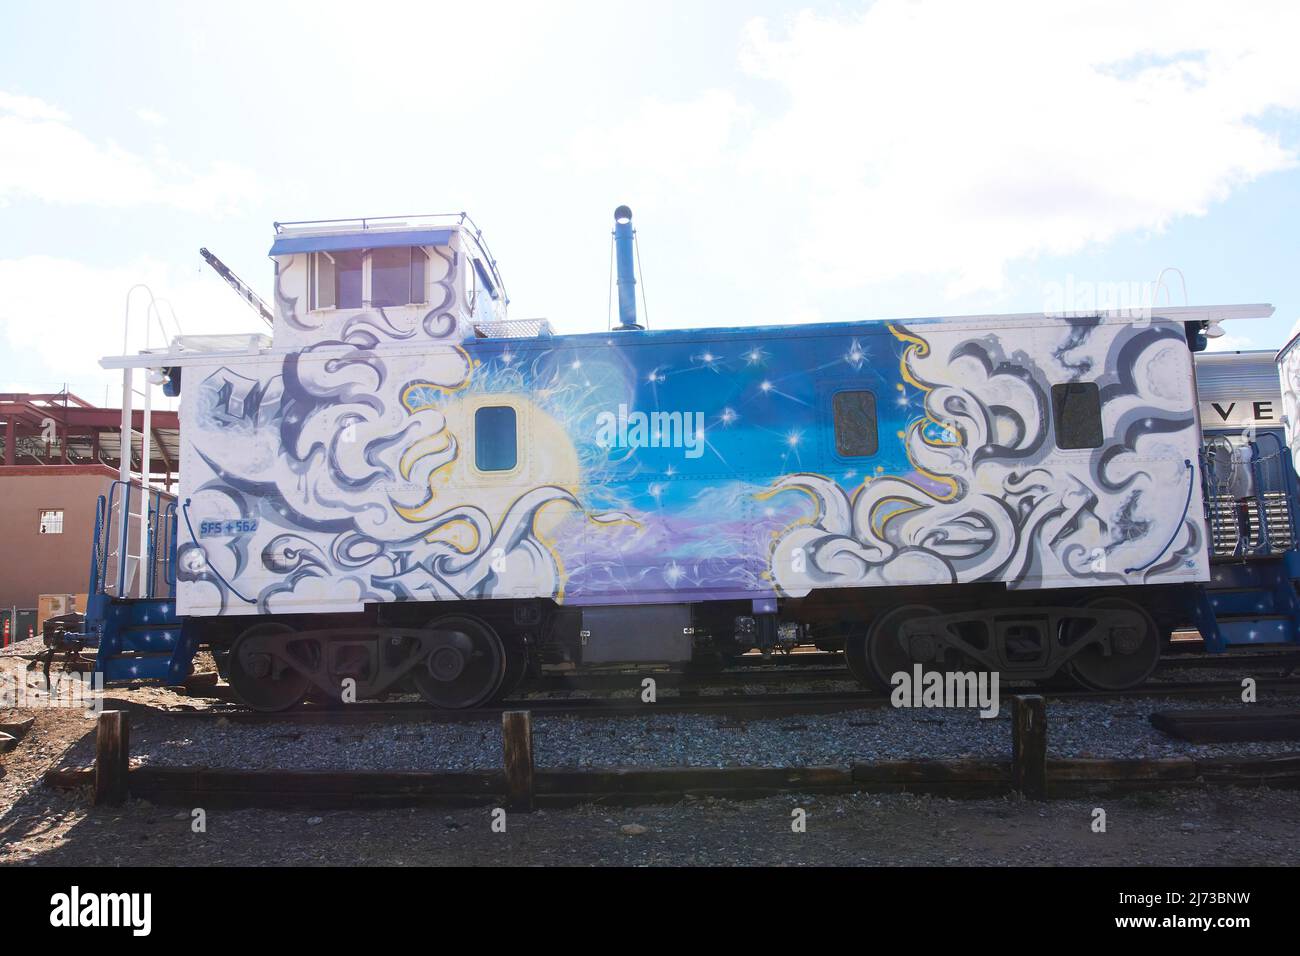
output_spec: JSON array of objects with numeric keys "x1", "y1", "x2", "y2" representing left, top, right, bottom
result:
[{"x1": 80, "y1": 208, "x2": 1300, "y2": 709}]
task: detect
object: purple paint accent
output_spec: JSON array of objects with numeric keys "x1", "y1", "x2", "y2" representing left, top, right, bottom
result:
[{"x1": 566, "y1": 588, "x2": 779, "y2": 608}]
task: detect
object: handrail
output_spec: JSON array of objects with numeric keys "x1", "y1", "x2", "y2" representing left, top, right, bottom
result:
[
  {"x1": 162, "y1": 502, "x2": 178, "y2": 591},
  {"x1": 102, "y1": 480, "x2": 123, "y2": 594},
  {"x1": 88, "y1": 495, "x2": 106, "y2": 598},
  {"x1": 1252, "y1": 432, "x2": 1295, "y2": 553},
  {"x1": 117, "y1": 482, "x2": 132, "y2": 595},
  {"x1": 145, "y1": 494, "x2": 158, "y2": 597},
  {"x1": 1200, "y1": 432, "x2": 1297, "y2": 558},
  {"x1": 93, "y1": 479, "x2": 180, "y2": 600}
]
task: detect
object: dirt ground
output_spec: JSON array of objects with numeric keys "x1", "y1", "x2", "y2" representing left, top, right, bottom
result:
[{"x1": 3, "y1": 655, "x2": 1300, "y2": 867}]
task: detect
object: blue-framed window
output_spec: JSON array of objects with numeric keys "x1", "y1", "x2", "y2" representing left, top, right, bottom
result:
[{"x1": 475, "y1": 405, "x2": 518, "y2": 472}]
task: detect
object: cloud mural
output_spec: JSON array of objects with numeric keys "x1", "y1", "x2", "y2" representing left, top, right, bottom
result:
[{"x1": 178, "y1": 254, "x2": 1207, "y2": 620}]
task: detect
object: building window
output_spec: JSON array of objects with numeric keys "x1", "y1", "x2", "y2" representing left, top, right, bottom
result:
[
  {"x1": 310, "y1": 247, "x2": 426, "y2": 310},
  {"x1": 38, "y1": 509, "x2": 64, "y2": 534},
  {"x1": 372, "y1": 246, "x2": 427, "y2": 307},
  {"x1": 1051, "y1": 382, "x2": 1104, "y2": 449},
  {"x1": 832, "y1": 390, "x2": 878, "y2": 457},
  {"x1": 475, "y1": 405, "x2": 518, "y2": 472}
]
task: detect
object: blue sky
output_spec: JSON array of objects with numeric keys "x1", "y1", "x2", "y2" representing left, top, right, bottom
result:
[{"x1": 1, "y1": 0, "x2": 1298, "y2": 405}]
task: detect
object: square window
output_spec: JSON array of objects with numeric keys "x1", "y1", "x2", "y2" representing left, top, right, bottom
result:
[
  {"x1": 475, "y1": 405, "x2": 518, "y2": 472},
  {"x1": 832, "y1": 390, "x2": 878, "y2": 457},
  {"x1": 1051, "y1": 382, "x2": 1104, "y2": 449},
  {"x1": 372, "y1": 247, "x2": 427, "y2": 307},
  {"x1": 39, "y1": 509, "x2": 63, "y2": 534}
]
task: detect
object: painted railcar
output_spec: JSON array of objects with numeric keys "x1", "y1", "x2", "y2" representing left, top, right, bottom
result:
[{"x1": 83, "y1": 209, "x2": 1296, "y2": 709}]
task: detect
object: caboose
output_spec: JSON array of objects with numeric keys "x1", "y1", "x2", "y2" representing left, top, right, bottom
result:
[{"x1": 83, "y1": 207, "x2": 1297, "y2": 709}]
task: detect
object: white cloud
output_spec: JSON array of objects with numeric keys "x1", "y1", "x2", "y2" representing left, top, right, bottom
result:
[
  {"x1": 1205, "y1": 329, "x2": 1261, "y2": 353},
  {"x1": 566, "y1": 1, "x2": 1300, "y2": 298},
  {"x1": 0, "y1": 91, "x2": 259, "y2": 215},
  {"x1": 135, "y1": 107, "x2": 167, "y2": 127},
  {"x1": 0, "y1": 91, "x2": 68, "y2": 122},
  {"x1": 564, "y1": 91, "x2": 752, "y2": 181},
  {"x1": 0, "y1": 255, "x2": 267, "y2": 404}
]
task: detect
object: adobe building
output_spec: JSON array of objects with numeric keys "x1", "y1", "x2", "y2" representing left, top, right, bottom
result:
[{"x1": 0, "y1": 392, "x2": 178, "y2": 617}]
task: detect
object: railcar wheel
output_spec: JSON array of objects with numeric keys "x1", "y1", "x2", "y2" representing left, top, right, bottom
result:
[
  {"x1": 847, "y1": 604, "x2": 942, "y2": 691},
  {"x1": 844, "y1": 631, "x2": 872, "y2": 687},
  {"x1": 228, "y1": 623, "x2": 312, "y2": 712},
  {"x1": 1062, "y1": 597, "x2": 1161, "y2": 691},
  {"x1": 411, "y1": 615, "x2": 506, "y2": 709},
  {"x1": 497, "y1": 634, "x2": 529, "y2": 701},
  {"x1": 867, "y1": 604, "x2": 944, "y2": 691}
]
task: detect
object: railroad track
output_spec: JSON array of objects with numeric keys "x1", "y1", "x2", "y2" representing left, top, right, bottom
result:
[
  {"x1": 1159, "y1": 651, "x2": 1299, "y2": 672},
  {"x1": 532, "y1": 650, "x2": 1300, "y2": 692},
  {"x1": 150, "y1": 674, "x2": 1300, "y2": 725}
]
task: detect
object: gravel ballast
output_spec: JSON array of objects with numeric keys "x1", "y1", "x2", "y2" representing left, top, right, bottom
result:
[{"x1": 54, "y1": 691, "x2": 1300, "y2": 772}]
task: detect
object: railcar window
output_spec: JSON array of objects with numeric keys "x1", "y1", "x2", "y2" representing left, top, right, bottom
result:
[
  {"x1": 311, "y1": 248, "x2": 426, "y2": 310},
  {"x1": 832, "y1": 390, "x2": 878, "y2": 457},
  {"x1": 475, "y1": 405, "x2": 518, "y2": 472},
  {"x1": 309, "y1": 253, "x2": 333, "y2": 310},
  {"x1": 372, "y1": 246, "x2": 427, "y2": 307},
  {"x1": 1051, "y1": 382, "x2": 1104, "y2": 449},
  {"x1": 333, "y1": 250, "x2": 363, "y2": 309}
]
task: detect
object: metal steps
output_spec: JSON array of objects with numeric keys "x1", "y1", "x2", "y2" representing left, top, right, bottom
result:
[{"x1": 92, "y1": 597, "x2": 193, "y2": 684}]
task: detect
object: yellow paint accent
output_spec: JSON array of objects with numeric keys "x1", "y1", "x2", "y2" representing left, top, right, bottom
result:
[
  {"x1": 399, "y1": 347, "x2": 474, "y2": 410},
  {"x1": 424, "y1": 518, "x2": 480, "y2": 555},
  {"x1": 399, "y1": 430, "x2": 453, "y2": 481}
]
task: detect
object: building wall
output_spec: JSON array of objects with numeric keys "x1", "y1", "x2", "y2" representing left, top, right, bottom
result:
[{"x1": 0, "y1": 465, "x2": 116, "y2": 608}]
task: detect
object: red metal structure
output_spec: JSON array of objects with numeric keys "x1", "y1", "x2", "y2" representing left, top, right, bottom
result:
[{"x1": 0, "y1": 392, "x2": 179, "y2": 490}]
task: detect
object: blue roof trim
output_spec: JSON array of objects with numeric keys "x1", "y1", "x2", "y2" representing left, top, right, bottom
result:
[{"x1": 269, "y1": 227, "x2": 455, "y2": 257}]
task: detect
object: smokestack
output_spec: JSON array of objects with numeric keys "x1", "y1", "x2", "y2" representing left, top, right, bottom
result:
[{"x1": 613, "y1": 205, "x2": 642, "y2": 330}]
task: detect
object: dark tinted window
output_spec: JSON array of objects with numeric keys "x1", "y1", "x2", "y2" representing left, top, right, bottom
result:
[
  {"x1": 832, "y1": 390, "x2": 878, "y2": 457},
  {"x1": 475, "y1": 405, "x2": 518, "y2": 471},
  {"x1": 334, "y1": 250, "x2": 363, "y2": 309},
  {"x1": 1051, "y1": 382, "x2": 1103, "y2": 449}
]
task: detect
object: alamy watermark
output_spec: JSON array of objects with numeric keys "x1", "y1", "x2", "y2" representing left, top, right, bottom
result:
[
  {"x1": 0, "y1": 669, "x2": 104, "y2": 714},
  {"x1": 49, "y1": 886, "x2": 151, "y2": 936},
  {"x1": 890, "y1": 664, "x2": 1000, "y2": 718},
  {"x1": 1043, "y1": 275, "x2": 1156, "y2": 321},
  {"x1": 595, "y1": 403, "x2": 705, "y2": 459}
]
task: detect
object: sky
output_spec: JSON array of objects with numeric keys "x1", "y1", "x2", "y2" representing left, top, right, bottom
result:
[{"x1": 1, "y1": 0, "x2": 1298, "y2": 407}]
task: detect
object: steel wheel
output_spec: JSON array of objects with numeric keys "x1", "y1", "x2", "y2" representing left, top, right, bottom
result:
[
  {"x1": 868, "y1": 604, "x2": 945, "y2": 691},
  {"x1": 1062, "y1": 597, "x2": 1161, "y2": 691},
  {"x1": 411, "y1": 615, "x2": 506, "y2": 709},
  {"x1": 846, "y1": 604, "x2": 942, "y2": 691},
  {"x1": 844, "y1": 629, "x2": 873, "y2": 687},
  {"x1": 497, "y1": 634, "x2": 529, "y2": 701},
  {"x1": 228, "y1": 623, "x2": 312, "y2": 712}
]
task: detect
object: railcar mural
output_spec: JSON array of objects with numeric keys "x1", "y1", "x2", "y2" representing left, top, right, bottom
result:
[
  {"x1": 178, "y1": 309, "x2": 1207, "y2": 617},
  {"x1": 80, "y1": 208, "x2": 1296, "y2": 710}
]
